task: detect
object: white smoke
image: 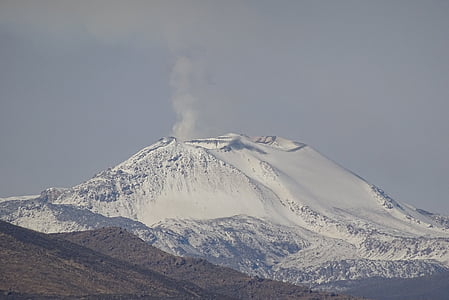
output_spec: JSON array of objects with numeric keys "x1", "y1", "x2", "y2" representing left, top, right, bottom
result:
[{"x1": 169, "y1": 56, "x2": 199, "y2": 140}]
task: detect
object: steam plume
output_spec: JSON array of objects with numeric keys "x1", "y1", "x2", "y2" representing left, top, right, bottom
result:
[{"x1": 169, "y1": 56, "x2": 199, "y2": 140}]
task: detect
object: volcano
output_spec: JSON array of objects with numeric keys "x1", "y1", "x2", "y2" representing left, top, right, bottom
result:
[{"x1": 2, "y1": 133, "x2": 449, "y2": 289}]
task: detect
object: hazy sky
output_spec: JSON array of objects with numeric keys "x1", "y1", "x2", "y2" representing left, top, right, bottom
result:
[{"x1": 1, "y1": 1, "x2": 448, "y2": 214}]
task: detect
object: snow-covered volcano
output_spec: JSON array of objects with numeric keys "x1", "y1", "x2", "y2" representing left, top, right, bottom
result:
[{"x1": 2, "y1": 133, "x2": 449, "y2": 286}]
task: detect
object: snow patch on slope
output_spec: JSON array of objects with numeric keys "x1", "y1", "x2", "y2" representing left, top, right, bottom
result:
[{"x1": 0, "y1": 195, "x2": 39, "y2": 203}]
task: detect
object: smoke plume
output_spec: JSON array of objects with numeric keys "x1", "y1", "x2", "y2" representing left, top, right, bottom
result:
[{"x1": 169, "y1": 56, "x2": 199, "y2": 140}]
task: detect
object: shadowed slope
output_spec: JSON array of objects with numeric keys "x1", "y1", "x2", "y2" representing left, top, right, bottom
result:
[
  {"x1": 56, "y1": 226, "x2": 360, "y2": 300},
  {"x1": 0, "y1": 220, "x2": 222, "y2": 299}
]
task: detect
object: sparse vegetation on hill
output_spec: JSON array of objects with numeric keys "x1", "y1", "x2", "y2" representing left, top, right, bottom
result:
[{"x1": 1, "y1": 221, "x2": 360, "y2": 299}]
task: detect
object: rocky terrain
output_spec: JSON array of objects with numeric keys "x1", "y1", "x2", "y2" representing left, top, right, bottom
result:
[
  {"x1": 1, "y1": 133, "x2": 448, "y2": 298},
  {"x1": 0, "y1": 220, "x2": 358, "y2": 299}
]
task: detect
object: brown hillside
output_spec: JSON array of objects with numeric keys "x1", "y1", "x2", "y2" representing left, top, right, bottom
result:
[
  {"x1": 56, "y1": 227, "x2": 363, "y2": 300},
  {"x1": 0, "y1": 221, "x2": 222, "y2": 299}
]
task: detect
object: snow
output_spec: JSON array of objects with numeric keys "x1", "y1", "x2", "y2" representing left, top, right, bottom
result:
[
  {"x1": 2, "y1": 133, "x2": 449, "y2": 286},
  {"x1": 0, "y1": 195, "x2": 39, "y2": 202},
  {"x1": 188, "y1": 134, "x2": 446, "y2": 237}
]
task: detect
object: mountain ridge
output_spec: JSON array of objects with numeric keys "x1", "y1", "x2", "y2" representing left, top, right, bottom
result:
[
  {"x1": 0, "y1": 220, "x2": 216, "y2": 299},
  {"x1": 0, "y1": 220, "x2": 358, "y2": 299},
  {"x1": 1, "y1": 133, "x2": 448, "y2": 296}
]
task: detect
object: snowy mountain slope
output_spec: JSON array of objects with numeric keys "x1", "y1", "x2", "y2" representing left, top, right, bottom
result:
[
  {"x1": 0, "y1": 196, "x2": 157, "y2": 242},
  {"x1": 0, "y1": 194, "x2": 39, "y2": 202},
  {"x1": 49, "y1": 136, "x2": 289, "y2": 225},
  {"x1": 147, "y1": 215, "x2": 448, "y2": 284},
  {"x1": 48, "y1": 133, "x2": 448, "y2": 235},
  {"x1": 1, "y1": 133, "x2": 449, "y2": 287}
]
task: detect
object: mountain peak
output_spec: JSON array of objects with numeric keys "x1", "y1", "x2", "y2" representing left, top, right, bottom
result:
[
  {"x1": 45, "y1": 133, "x2": 447, "y2": 236},
  {"x1": 2, "y1": 133, "x2": 449, "y2": 292}
]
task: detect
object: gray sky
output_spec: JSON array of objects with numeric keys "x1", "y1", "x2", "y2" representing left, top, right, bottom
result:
[{"x1": 1, "y1": 1, "x2": 448, "y2": 214}]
